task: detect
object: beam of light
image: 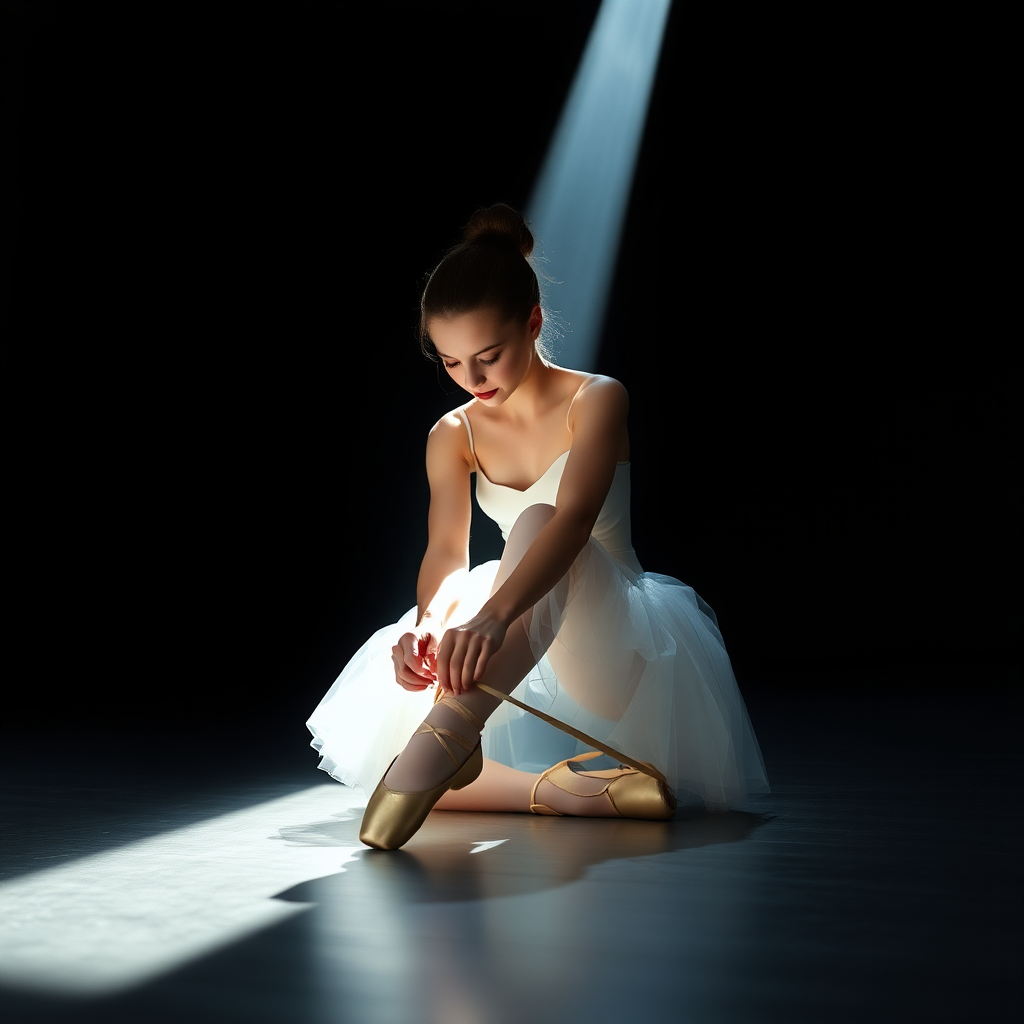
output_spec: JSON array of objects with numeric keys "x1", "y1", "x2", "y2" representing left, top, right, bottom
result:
[
  {"x1": 527, "y1": 0, "x2": 672, "y2": 371},
  {"x1": 0, "y1": 784, "x2": 364, "y2": 996}
]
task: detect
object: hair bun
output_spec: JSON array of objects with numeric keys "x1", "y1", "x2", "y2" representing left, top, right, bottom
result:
[{"x1": 463, "y1": 202, "x2": 534, "y2": 258}]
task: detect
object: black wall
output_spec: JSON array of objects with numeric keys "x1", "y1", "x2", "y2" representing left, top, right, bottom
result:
[{"x1": 4, "y1": 2, "x2": 1018, "y2": 761}]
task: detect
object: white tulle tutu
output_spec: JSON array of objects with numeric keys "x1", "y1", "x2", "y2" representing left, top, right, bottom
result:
[{"x1": 307, "y1": 534, "x2": 769, "y2": 812}]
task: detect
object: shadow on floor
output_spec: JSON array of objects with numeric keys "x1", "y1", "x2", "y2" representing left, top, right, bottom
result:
[{"x1": 276, "y1": 806, "x2": 772, "y2": 904}]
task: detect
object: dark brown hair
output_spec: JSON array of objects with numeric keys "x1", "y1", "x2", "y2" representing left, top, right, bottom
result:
[{"x1": 419, "y1": 203, "x2": 543, "y2": 362}]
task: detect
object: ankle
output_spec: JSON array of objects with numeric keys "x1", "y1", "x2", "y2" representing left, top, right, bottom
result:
[
  {"x1": 383, "y1": 697, "x2": 484, "y2": 793},
  {"x1": 428, "y1": 697, "x2": 483, "y2": 745}
]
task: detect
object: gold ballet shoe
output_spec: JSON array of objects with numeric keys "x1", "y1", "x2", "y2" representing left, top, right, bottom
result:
[
  {"x1": 359, "y1": 697, "x2": 485, "y2": 851},
  {"x1": 530, "y1": 750, "x2": 676, "y2": 820}
]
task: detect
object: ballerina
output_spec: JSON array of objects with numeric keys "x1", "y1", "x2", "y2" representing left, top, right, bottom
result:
[{"x1": 307, "y1": 202, "x2": 769, "y2": 849}]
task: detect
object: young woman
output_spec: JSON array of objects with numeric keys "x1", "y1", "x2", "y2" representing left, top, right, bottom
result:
[{"x1": 307, "y1": 203, "x2": 769, "y2": 849}]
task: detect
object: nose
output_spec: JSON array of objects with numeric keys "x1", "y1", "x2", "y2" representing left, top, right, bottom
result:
[{"x1": 466, "y1": 365, "x2": 488, "y2": 389}]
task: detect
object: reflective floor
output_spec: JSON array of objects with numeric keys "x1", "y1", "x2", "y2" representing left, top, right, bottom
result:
[{"x1": 1, "y1": 664, "x2": 1020, "y2": 1024}]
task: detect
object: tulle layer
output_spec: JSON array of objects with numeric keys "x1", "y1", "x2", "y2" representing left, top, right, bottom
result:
[{"x1": 306, "y1": 540, "x2": 769, "y2": 811}]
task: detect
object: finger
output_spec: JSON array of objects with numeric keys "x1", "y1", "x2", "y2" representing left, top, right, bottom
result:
[
  {"x1": 397, "y1": 677, "x2": 431, "y2": 692},
  {"x1": 395, "y1": 636, "x2": 417, "y2": 670},
  {"x1": 448, "y1": 649, "x2": 464, "y2": 696},
  {"x1": 393, "y1": 670, "x2": 430, "y2": 691},
  {"x1": 418, "y1": 638, "x2": 438, "y2": 679},
  {"x1": 392, "y1": 645, "x2": 432, "y2": 690},
  {"x1": 464, "y1": 640, "x2": 489, "y2": 691},
  {"x1": 396, "y1": 666, "x2": 432, "y2": 691},
  {"x1": 401, "y1": 641, "x2": 434, "y2": 677},
  {"x1": 459, "y1": 633, "x2": 489, "y2": 693},
  {"x1": 436, "y1": 633, "x2": 453, "y2": 693},
  {"x1": 471, "y1": 641, "x2": 492, "y2": 685},
  {"x1": 408, "y1": 656, "x2": 436, "y2": 682},
  {"x1": 447, "y1": 637, "x2": 469, "y2": 697}
]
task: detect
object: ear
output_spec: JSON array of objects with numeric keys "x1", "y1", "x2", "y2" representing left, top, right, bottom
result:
[{"x1": 528, "y1": 304, "x2": 543, "y2": 338}]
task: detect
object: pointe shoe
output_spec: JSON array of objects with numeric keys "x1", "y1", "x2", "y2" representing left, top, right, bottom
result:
[
  {"x1": 359, "y1": 697, "x2": 485, "y2": 850},
  {"x1": 530, "y1": 751, "x2": 676, "y2": 820}
]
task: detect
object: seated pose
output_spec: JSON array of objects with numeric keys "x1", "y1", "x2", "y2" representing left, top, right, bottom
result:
[{"x1": 307, "y1": 202, "x2": 769, "y2": 850}]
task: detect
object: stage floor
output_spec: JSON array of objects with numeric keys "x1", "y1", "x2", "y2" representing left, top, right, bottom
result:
[{"x1": 1, "y1": 664, "x2": 1020, "y2": 1024}]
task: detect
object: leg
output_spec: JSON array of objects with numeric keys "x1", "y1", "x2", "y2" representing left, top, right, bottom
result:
[
  {"x1": 434, "y1": 758, "x2": 537, "y2": 812},
  {"x1": 362, "y1": 504, "x2": 668, "y2": 844},
  {"x1": 381, "y1": 615, "x2": 537, "y2": 793},
  {"x1": 433, "y1": 754, "x2": 673, "y2": 817},
  {"x1": 501, "y1": 505, "x2": 644, "y2": 722},
  {"x1": 383, "y1": 503, "x2": 559, "y2": 796}
]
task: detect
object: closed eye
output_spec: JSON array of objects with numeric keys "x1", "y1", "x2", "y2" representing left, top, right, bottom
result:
[{"x1": 443, "y1": 353, "x2": 501, "y2": 369}]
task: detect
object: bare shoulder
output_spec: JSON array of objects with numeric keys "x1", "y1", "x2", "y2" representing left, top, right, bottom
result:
[
  {"x1": 426, "y1": 403, "x2": 474, "y2": 469},
  {"x1": 568, "y1": 372, "x2": 629, "y2": 423}
]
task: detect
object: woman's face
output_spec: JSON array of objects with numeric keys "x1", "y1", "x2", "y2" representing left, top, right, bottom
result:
[{"x1": 429, "y1": 305, "x2": 542, "y2": 406}]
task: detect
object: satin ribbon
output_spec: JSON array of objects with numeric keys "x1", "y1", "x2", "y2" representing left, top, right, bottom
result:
[{"x1": 475, "y1": 682, "x2": 667, "y2": 783}]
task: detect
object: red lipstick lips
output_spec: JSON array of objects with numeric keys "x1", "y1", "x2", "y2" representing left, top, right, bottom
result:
[{"x1": 475, "y1": 389, "x2": 498, "y2": 400}]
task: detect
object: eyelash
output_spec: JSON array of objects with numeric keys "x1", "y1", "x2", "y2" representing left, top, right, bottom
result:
[{"x1": 444, "y1": 355, "x2": 500, "y2": 369}]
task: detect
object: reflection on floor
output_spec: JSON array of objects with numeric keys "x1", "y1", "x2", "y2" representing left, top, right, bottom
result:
[{"x1": 1, "y1": 665, "x2": 1020, "y2": 1024}]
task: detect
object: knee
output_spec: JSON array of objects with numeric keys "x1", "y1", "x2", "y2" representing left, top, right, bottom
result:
[
  {"x1": 494, "y1": 504, "x2": 557, "y2": 587},
  {"x1": 509, "y1": 503, "x2": 556, "y2": 543}
]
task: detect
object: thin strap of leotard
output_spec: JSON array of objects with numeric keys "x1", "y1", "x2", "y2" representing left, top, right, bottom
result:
[
  {"x1": 455, "y1": 408, "x2": 479, "y2": 471},
  {"x1": 460, "y1": 380, "x2": 592, "y2": 469}
]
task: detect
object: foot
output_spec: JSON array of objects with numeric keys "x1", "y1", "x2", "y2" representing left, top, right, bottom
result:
[
  {"x1": 358, "y1": 698, "x2": 485, "y2": 851},
  {"x1": 533, "y1": 767, "x2": 633, "y2": 817},
  {"x1": 530, "y1": 752, "x2": 676, "y2": 820}
]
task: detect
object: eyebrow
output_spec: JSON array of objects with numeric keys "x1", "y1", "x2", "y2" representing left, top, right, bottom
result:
[{"x1": 434, "y1": 343, "x2": 502, "y2": 360}]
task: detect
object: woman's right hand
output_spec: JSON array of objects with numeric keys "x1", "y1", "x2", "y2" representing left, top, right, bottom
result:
[{"x1": 391, "y1": 630, "x2": 439, "y2": 692}]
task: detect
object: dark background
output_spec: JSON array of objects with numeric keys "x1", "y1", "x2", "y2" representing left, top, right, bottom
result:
[{"x1": 3, "y1": 2, "x2": 1019, "y2": 770}]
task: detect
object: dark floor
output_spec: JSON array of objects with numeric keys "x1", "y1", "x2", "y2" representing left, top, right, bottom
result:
[{"x1": 1, "y1": 662, "x2": 1021, "y2": 1024}]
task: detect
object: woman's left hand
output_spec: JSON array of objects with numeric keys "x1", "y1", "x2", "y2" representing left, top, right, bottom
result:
[{"x1": 436, "y1": 612, "x2": 507, "y2": 696}]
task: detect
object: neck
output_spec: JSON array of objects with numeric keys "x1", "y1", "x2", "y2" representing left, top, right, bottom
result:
[{"x1": 497, "y1": 352, "x2": 556, "y2": 421}]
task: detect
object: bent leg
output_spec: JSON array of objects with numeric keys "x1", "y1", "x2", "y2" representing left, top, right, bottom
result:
[
  {"x1": 505, "y1": 504, "x2": 641, "y2": 722},
  {"x1": 382, "y1": 615, "x2": 538, "y2": 793},
  {"x1": 378, "y1": 504, "x2": 558, "y2": 798},
  {"x1": 376, "y1": 503, "x2": 651, "y2": 816}
]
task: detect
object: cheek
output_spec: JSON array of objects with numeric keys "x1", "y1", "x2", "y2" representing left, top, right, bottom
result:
[{"x1": 507, "y1": 352, "x2": 528, "y2": 377}]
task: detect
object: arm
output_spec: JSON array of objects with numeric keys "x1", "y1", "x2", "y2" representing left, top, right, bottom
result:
[
  {"x1": 392, "y1": 413, "x2": 474, "y2": 691},
  {"x1": 437, "y1": 377, "x2": 630, "y2": 693}
]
